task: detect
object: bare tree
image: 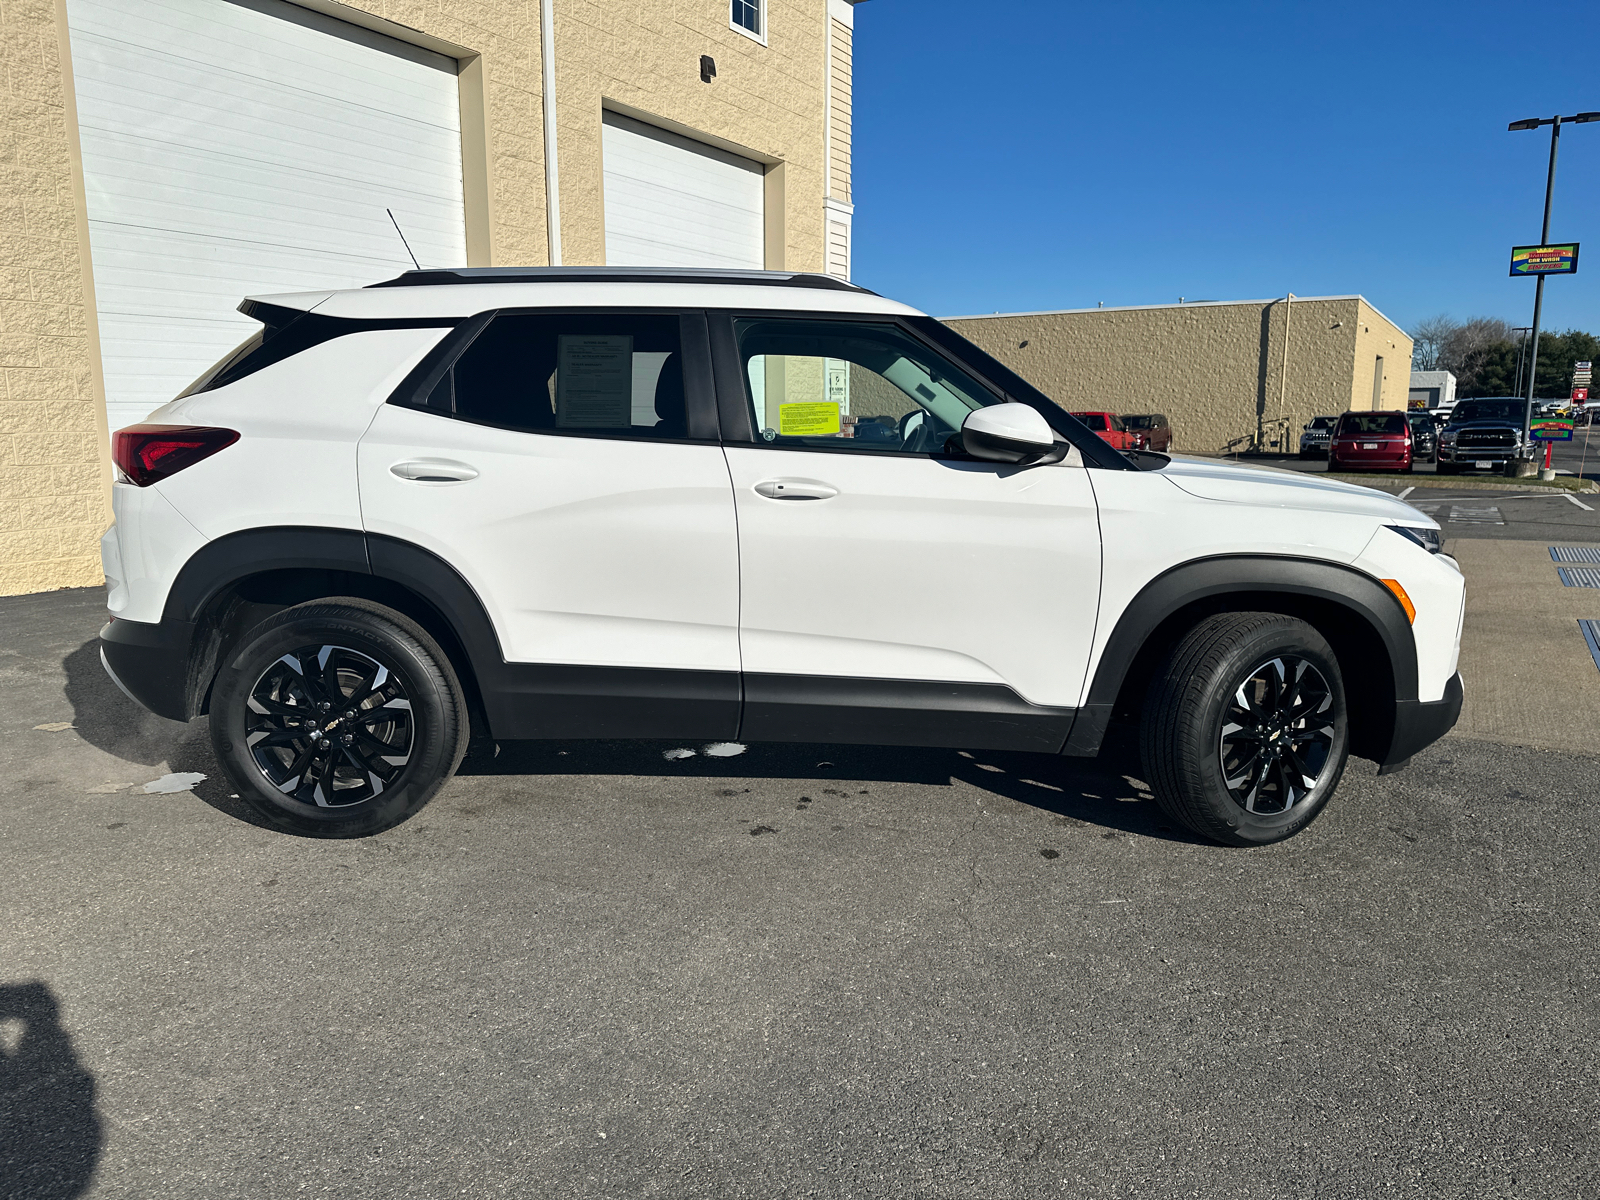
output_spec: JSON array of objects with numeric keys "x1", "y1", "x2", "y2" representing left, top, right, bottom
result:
[
  {"x1": 1409, "y1": 314, "x2": 1459, "y2": 371},
  {"x1": 1440, "y1": 317, "x2": 1516, "y2": 395}
]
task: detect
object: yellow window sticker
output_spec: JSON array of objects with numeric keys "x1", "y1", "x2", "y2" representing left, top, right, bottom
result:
[{"x1": 779, "y1": 402, "x2": 841, "y2": 437}]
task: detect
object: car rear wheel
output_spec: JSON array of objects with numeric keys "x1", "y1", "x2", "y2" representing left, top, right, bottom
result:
[
  {"x1": 1140, "y1": 613, "x2": 1350, "y2": 847},
  {"x1": 209, "y1": 598, "x2": 468, "y2": 838}
]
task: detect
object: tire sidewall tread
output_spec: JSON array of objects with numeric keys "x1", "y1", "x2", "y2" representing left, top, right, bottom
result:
[
  {"x1": 208, "y1": 597, "x2": 468, "y2": 838},
  {"x1": 1140, "y1": 612, "x2": 1350, "y2": 847}
]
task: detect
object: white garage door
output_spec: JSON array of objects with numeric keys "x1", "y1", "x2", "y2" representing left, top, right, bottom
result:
[
  {"x1": 66, "y1": 0, "x2": 467, "y2": 432},
  {"x1": 602, "y1": 112, "x2": 765, "y2": 270}
]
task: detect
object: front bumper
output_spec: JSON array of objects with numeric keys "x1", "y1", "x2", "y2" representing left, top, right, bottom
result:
[
  {"x1": 1439, "y1": 443, "x2": 1517, "y2": 462},
  {"x1": 100, "y1": 616, "x2": 195, "y2": 722},
  {"x1": 1376, "y1": 672, "x2": 1463, "y2": 773}
]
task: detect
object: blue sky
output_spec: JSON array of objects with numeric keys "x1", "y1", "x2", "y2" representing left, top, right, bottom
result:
[{"x1": 850, "y1": 0, "x2": 1600, "y2": 338}]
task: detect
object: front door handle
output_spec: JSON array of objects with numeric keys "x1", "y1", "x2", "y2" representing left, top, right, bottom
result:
[
  {"x1": 753, "y1": 478, "x2": 839, "y2": 501},
  {"x1": 390, "y1": 459, "x2": 479, "y2": 483}
]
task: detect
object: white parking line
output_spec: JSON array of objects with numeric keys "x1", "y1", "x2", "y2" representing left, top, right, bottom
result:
[
  {"x1": 1396, "y1": 486, "x2": 1415, "y2": 500},
  {"x1": 1566, "y1": 493, "x2": 1595, "y2": 511},
  {"x1": 1448, "y1": 505, "x2": 1504, "y2": 525}
]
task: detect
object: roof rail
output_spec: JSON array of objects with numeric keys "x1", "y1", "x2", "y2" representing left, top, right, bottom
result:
[{"x1": 367, "y1": 266, "x2": 875, "y2": 294}]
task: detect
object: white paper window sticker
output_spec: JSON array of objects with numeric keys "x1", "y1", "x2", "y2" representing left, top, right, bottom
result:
[{"x1": 556, "y1": 334, "x2": 633, "y2": 427}]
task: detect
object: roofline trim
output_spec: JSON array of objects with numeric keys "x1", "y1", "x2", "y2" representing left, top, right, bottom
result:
[{"x1": 367, "y1": 267, "x2": 876, "y2": 294}]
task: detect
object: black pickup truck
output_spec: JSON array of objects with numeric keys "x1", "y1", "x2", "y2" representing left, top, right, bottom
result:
[{"x1": 1435, "y1": 397, "x2": 1527, "y2": 475}]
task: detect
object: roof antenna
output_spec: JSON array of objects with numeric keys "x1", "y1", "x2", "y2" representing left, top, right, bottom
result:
[{"x1": 387, "y1": 208, "x2": 421, "y2": 271}]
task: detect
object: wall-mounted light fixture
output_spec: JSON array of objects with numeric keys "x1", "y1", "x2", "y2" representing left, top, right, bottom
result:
[{"x1": 700, "y1": 55, "x2": 717, "y2": 83}]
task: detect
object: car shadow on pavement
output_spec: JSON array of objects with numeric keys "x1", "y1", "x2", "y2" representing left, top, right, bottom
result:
[
  {"x1": 461, "y1": 722, "x2": 1204, "y2": 843},
  {"x1": 61, "y1": 634, "x2": 1195, "y2": 842},
  {"x1": 0, "y1": 982, "x2": 103, "y2": 1200},
  {"x1": 61, "y1": 638, "x2": 275, "y2": 830},
  {"x1": 61, "y1": 638, "x2": 190, "y2": 768}
]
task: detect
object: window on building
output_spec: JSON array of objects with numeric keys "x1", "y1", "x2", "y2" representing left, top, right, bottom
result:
[{"x1": 731, "y1": 0, "x2": 763, "y2": 40}]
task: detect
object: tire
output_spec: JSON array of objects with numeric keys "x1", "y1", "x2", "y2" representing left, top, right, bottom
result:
[
  {"x1": 208, "y1": 598, "x2": 468, "y2": 838},
  {"x1": 1140, "y1": 613, "x2": 1350, "y2": 847}
]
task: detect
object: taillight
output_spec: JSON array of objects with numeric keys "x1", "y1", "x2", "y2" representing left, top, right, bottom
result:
[{"x1": 112, "y1": 424, "x2": 239, "y2": 487}]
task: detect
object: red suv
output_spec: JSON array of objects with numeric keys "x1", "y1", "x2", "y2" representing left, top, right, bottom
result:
[
  {"x1": 1070, "y1": 411, "x2": 1136, "y2": 451},
  {"x1": 1329, "y1": 411, "x2": 1413, "y2": 473},
  {"x1": 1121, "y1": 413, "x2": 1172, "y2": 452}
]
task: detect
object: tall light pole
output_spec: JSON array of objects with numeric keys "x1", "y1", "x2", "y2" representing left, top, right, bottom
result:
[{"x1": 1507, "y1": 112, "x2": 1599, "y2": 460}]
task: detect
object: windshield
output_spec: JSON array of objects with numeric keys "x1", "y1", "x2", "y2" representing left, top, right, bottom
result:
[
  {"x1": 1337, "y1": 413, "x2": 1406, "y2": 435},
  {"x1": 1074, "y1": 413, "x2": 1108, "y2": 431},
  {"x1": 1308, "y1": 416, "x2": 1335, "y2": 430},
  {"x1": 1450, "y1": 399, "x2": 1524, "y2": 424},
  {"x1": 1123, "y1": 415, "x2": 1155, "y2": 429}
]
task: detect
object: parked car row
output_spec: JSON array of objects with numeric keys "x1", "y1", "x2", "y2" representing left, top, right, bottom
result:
[
  {"x1": 1297, "y1": 398, "x2": 1541, "y2": 474},
  {"x1": 1068, "y1": 411, "x2": 1173, "y2": 453}
]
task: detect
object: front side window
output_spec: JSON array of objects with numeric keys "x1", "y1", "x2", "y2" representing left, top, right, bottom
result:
[
  {"x1": 734, "y1": 318, "x2": 1004, "y2": 455},
  {"x1": 430, "y1": 314, "x2": 688, "y2": 440},
  {"x1": 731, "y1": 0, "x2": 763, "y2": 38}
]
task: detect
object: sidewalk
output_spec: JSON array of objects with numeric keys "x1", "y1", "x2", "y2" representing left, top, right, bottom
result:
[{"x1": 1451, "y1": 539, "x2": 1600, "y2": 752}]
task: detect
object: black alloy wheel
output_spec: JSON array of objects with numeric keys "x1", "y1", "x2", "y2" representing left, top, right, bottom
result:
[
  {"x1": 1216, "y1": 655, "x2": 1337, "y2": 817},
  {"x1": 244, "y1": 643, "x2": 414, "y2": 809},
  {"x1": 210, "y1": 598, "x2": 467, "y2": 837},
  {"x1": 1141, "y1": 612, "x2": 1350, "y2": 846}
]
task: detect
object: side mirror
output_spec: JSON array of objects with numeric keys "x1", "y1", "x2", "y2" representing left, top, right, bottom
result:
[{"x1": 961, "y1": 403, "x2": 1062, "y2": 464}]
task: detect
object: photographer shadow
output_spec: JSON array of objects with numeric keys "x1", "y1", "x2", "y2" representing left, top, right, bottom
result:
[{"x1": 0, "y1": 982, "x2": 103, "y2": 1200}]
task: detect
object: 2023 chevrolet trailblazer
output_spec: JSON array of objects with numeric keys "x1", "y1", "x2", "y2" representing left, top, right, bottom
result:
[{"x1": 100, "y1": 268, "x2": 1464, "y2": 845}]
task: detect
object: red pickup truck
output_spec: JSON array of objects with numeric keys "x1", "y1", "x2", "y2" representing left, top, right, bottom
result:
[{"x1": 1070, "y1": 411, "x2": 1136, "y2": 451}]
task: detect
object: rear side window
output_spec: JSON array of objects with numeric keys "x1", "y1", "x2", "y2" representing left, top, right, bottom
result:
[
  {"x1": 429, "y1": 314, "x2": 688, "y2": 440},
  {"x1": 178, "y1": 303, "x2": 454, "y2": 399}
]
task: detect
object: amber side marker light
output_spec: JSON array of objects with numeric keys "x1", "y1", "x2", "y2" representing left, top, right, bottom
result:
[
  {"x1": 1381, "y1": 578, "x2": 1416, "y2": 624},
  {"x1": 112, "y1": 425, "x2": 239, "y2": 487}
]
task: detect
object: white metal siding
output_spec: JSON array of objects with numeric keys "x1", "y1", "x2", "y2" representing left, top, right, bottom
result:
[
  {"x1": 602, "y1": 112, "x2": 764, "y2": 270},
  {"x1": 65, "y1": 0, "x2": 467, "y2": 432}
]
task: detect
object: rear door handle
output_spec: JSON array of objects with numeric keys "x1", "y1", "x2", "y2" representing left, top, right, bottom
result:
[
  {"x1": 390, "y1": 459, "x2": 479, "y2": 483},
  {"x1": 754, "y1": 478, "x2": 838, "y2": 501}
]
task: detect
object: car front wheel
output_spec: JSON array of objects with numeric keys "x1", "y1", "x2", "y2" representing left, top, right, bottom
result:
[
  {"x1": 1140, "y1": 613, "x2": 1350, "y2": 846},
  {"x1": 209, "y1": 598, "x2": 468, "y2": 838}
]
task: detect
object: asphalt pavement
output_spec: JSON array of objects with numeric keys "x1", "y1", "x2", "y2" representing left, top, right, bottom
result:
[
  {"x1": 1229, "y1": 452, "x2": 1600, "y2": 544},
  {"x1": 3, "y1": 587, "x2": 1599, "y2": 1200}
]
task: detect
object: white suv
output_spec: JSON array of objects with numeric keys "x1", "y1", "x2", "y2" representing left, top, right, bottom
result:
[{"x1": 99, "y1": 267, "x2": 1464, "y2": 845}]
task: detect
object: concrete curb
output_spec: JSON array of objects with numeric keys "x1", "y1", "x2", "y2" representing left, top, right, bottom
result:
[{"x1": 1321, "y1": 474, "x2": 1600, "y2": 494}]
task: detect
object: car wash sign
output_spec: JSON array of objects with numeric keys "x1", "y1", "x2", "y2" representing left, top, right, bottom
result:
[{"x1": 1510, "y1": 243, "x2": 1580, "y2": 276}]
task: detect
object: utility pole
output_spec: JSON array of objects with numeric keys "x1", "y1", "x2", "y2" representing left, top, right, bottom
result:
[{"x1": 1507, "y1": 111, "x2": 1599, "y2": 465}]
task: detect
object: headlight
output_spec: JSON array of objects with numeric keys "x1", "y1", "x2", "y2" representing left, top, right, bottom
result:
[{"x1": 1386, "y1": 524, "x2": 1444, "y2": 555}]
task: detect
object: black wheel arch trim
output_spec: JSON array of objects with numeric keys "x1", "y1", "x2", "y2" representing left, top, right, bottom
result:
[
  {"x1": 1065, "y1": 554, "x2": 1421, "y2": 764},
  {"x1": 129, "y1": 527, "x2": 738, "y2": 739}
]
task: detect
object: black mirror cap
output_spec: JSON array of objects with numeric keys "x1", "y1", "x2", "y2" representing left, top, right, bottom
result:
[{"x1": 963, "y1": 427, "x2": 1067, "y2": 465}]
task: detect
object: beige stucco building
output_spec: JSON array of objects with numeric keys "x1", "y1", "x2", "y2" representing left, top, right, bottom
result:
[
  {"x1": 0, "y1": 0, "x2": 863, "y2": 596},
  {"x1": 946, "y1": 296, "x2": 1412, "y2": 455}
]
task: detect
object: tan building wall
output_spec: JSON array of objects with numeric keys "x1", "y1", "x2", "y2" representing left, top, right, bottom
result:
[
  {"x1": 946, "y1": 296, "x2": 1412, "y2": 456},
  {"x1": 0, "y1": 1, "x2": 109, "y2": 597},
  {"x1": 1, "y1": 0, "x2": 857, "y2": 596},
  {"x1": 553, "y1": 0, "x2": 832, "y2": 271}
]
